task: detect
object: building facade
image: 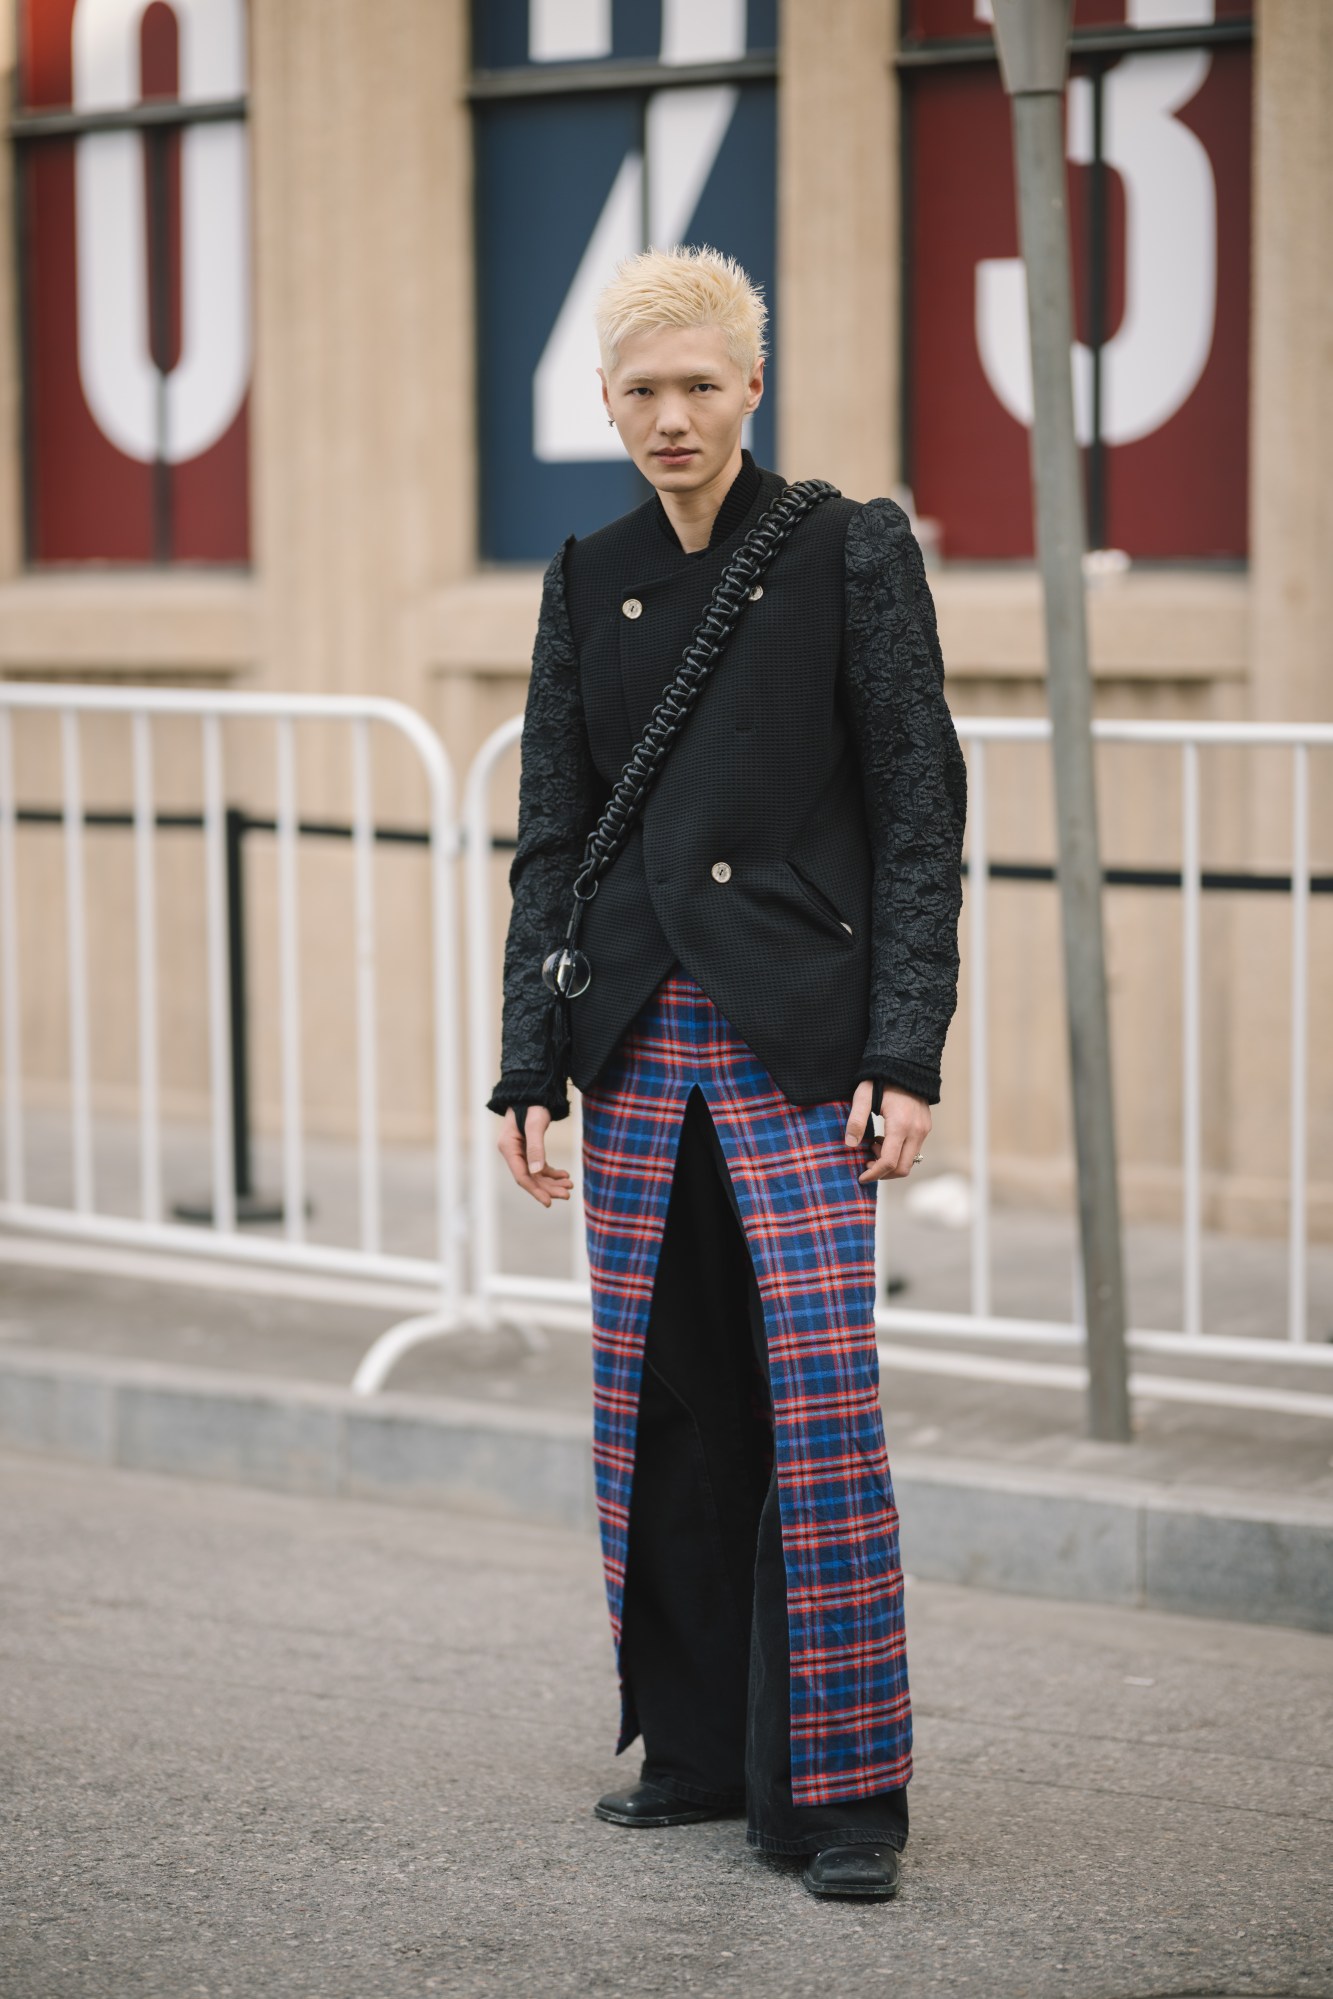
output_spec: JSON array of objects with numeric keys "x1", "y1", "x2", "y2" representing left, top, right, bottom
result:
[{"x1": 0, "y1": 0, "x2": 1328, "y2": 1238}]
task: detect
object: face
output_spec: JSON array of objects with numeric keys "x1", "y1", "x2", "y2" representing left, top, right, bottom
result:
[{"x1": 599, "y1": 323, "x2": 764, "y2": 492}]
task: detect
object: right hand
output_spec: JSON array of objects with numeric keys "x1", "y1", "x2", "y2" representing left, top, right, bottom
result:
[{"x1": 496, "y1": 1106, "x2": 573, "y2": 1207}]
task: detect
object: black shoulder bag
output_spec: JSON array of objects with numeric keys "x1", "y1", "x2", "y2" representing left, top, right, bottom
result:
[{"x1": 530, "y1": 476, "x2": 840, "y2": 1106}]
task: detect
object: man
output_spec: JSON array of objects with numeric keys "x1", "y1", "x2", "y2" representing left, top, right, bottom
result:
[{"x1": 489, "y1": 244, "x2": 966, "y2": 1899}]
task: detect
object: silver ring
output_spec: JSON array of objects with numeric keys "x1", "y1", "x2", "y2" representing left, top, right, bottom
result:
[{"x1": 912, "y1": 1153, "x2": 924, "y2": 1165}]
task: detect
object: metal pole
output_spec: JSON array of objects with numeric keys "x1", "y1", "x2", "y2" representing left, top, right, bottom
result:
[
  {"x1": 225, "y1": 805, "x2": 253, "y2": 1202},
  {"x1": 174, "y1": 803, "x2": 284, "y2": 1226},
  {"x1": 991, "y1": 0, "x2": 1131, "y2": 1441}
]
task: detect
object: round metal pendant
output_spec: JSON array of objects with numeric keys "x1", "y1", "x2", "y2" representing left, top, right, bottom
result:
[{"x1": 542, "y1": 946, "x2": 592, "y2": 998}]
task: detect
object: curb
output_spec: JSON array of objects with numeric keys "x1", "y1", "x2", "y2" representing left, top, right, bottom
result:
[{"x1": 2, "y1": 1346, "x2": 1330, "y2": 1634}]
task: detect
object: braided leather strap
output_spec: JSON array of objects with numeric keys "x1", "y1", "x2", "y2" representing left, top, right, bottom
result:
[
  {"x1": 531, "y1": 474, "x2": 839, "y2": 1078},
  {"x1": 569, "y1": 476, "x2": 839, "y2": 917}
]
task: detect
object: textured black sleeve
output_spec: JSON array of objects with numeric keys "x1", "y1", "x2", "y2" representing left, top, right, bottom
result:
[
  {"x1": 840, "y1": 496, "x2": 967, "y2": 1106},
  {"x1": 486, "y1": 537, "x2": 604, "y2": 1123}
]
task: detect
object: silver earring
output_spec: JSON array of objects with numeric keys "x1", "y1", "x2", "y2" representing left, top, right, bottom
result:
[{"x1": 607, "y1": 414, "x2": 615, "y2": 427}]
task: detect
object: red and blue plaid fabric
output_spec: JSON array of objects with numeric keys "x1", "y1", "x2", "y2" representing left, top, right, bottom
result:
[{"x1": 579, "y1": 965, "x2": 912, "y2": 1807}]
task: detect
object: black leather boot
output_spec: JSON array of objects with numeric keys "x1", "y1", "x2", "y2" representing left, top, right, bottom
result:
[
  {"x1": 801, "y1": 1842, "x2": 902, "y2": 1900},
  {"x1": 593, "y1": 1779, "x2": 743, "y2": 1828}
]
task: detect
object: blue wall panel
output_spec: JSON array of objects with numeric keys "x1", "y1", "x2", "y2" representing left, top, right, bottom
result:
[{"x1": 472, "y1": 2, "x2": 779, "y2": 563}]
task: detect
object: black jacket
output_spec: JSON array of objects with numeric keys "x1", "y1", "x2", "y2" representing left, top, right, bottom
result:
[{"x1": 487, "y1": 450, "x2": 967, "y2": 1119}]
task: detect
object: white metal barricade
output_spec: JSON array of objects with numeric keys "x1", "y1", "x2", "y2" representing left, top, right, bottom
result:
[
  {"x1": 3, "y1": 689, "x2": 1329, "y2": 1416},
  {"x1": 459, "y1": 713, "x2": 1333, "y2": 1419},
  {"x1": 0, "y1": 686, "x2": 466, "y2": 1367},
  {"x1": 351, "y1": 711, "x2": 593, "y2": 1390},
  {"x1": 463, "y1": 715, "x2": 590, "y2": 1329},
  {"x1": 895, "y1": 717, "x2": 1333, "y2": 1377}
]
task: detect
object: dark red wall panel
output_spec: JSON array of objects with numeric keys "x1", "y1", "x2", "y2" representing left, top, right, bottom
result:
[
  {"x1": 905, "y1": 35, "x2": 1251, "y2": 561},
  {"x1": 19, "y1": 0, "x2": 250, "y2": 565}
]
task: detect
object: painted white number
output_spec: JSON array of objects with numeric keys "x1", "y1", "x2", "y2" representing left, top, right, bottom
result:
[
  {"x1": 73, "y1": 0, "x2": 250, "y2": 465},
  {"x1": 531, "y1": 0, "x2": 748, "y2": 462},
  {"x1": 529, "y1": 0, "x2": 611, "y2": 65},
  {"x1": 975, "y1": 0, "x2": 1218, "y2": 447}
]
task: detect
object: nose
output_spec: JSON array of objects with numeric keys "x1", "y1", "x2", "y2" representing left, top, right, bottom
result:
[{"x1": 654, "y1": 395, "x2": 693, "y2": 438}]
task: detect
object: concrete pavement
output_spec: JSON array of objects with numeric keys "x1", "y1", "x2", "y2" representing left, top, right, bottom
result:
[
  {"x1": 4, "y1": 1238, "x2": 1333, "y2": 1508},
  {"x1": 4, "y1": 1231, "x2": 1333, "y2": 1634},
  {"x1": 1, "y1": 1451, "x2": 1330, "y2": 1999}
]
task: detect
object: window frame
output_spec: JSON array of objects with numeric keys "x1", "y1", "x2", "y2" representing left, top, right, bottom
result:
[
  {"x1": 895, "y1": 5, "x2": 1255, "y2": 559},
  {"x1": 11, "y1": 11, "x2": 249, "y2": 569},
  {"x1": 466, "y1": 24, "x2": 779, "y2": 566}
]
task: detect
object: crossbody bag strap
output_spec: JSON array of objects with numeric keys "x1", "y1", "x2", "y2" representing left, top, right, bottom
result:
[{"x1": 544, "y1": 476, "x2": 839, "y2": 1003}]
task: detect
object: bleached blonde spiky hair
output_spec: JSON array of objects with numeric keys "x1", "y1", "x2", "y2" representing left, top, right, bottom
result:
[{"x1": 595, "y1": 244, "x2": 768, "y2": 380}]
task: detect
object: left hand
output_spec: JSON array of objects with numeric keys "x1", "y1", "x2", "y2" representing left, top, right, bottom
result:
[{"x1": 844, "y1": 1079, "x2": 931, "y2": 1183}]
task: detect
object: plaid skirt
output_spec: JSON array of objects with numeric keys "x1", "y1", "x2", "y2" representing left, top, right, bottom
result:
[{"x1": 579, "y1": 965, "x2": 912, "y2": 1808}]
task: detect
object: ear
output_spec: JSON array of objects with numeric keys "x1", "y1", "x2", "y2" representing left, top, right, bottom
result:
[{"x1": 745, "y1": 355, "x2": 766, "y2": 417}]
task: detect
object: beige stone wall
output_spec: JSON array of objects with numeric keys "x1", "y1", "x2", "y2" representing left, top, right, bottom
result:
[
  {"x1": 777, "y1": 0, "x2": 899, "y2": 493},
  {"x1": 0, "y1": 0, "x2": 474, "y2": 1147},
  {"x1": 1220, "y1": 0, "x2": 1333, "y2": 1235},
  {"x1": 0, "y1": 0, "x2": 1327, "y2": 1241}
]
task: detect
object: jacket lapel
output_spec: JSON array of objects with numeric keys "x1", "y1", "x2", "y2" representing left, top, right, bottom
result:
[{"x1": 616, "y1": 467, "x2": 787, "y2": 745}]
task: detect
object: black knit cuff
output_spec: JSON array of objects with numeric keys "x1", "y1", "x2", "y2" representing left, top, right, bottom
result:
[
  {"x1": 486, "y1": 1070, "x2": 571, "y2": 1122},
  {"x1": 855, "y1": 1054, "x2": 940, "y2": 1107}
]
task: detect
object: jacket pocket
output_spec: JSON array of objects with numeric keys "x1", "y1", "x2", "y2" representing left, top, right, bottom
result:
[{"x1": 786, "y1": 860, "x2": 854, "y2": 941}]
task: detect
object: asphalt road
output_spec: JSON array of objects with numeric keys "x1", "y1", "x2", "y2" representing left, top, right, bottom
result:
[{"x1": 1, "y1": 1453, "x2": 1330, "y2": 1999}]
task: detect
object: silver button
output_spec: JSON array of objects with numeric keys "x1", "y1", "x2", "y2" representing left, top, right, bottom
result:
[
  {"x1": 622, "y1": 597, "x2": 643, "y2": 619},
  {"x1": 749, "y1": 584, "x2": 763, "y2": 601},
  {"x1": 711, "y1": 860, "x2": 732, "y2": 883}
]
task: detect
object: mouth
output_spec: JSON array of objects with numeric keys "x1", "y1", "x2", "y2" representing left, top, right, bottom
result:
[{"x1": 654, "y1": 448, "x2": 697, "y2": 463}]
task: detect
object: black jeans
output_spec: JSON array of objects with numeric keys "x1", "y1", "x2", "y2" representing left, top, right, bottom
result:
[{"x1": 617, "y1": 1082, "x2": 909, "y2": 1856}]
